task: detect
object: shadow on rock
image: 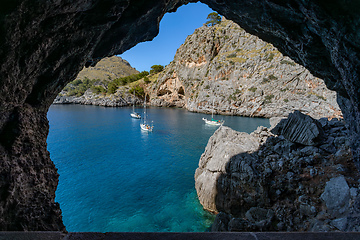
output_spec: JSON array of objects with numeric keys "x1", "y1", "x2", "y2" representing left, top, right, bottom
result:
[{"x1": 195, "y1": 111, "x2": 360, "y2": 232}]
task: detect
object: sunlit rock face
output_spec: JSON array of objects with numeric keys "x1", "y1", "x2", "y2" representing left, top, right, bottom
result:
[{"x1": 0, "y1": 0, "x2": 359, "y2": 231}]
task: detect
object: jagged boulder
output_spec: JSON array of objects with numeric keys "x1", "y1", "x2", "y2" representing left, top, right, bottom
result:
[{"x1": 271, "y1": 110, "x2": 324, "y2": 145}]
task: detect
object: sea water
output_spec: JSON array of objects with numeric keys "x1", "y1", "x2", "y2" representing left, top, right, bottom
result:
[{"x1": 47, "y1": 104, "x2": 270, "y2": 232}]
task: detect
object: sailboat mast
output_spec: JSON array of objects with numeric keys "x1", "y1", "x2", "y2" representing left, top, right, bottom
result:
[
  {"x1": 133, "y1": 89, "x2": 135, "y2": 112},
  {"x1": 212, "y1": 99, "x2": 214, "y2": 120},
  {"x1": 143, "y1": 95, "x2": 146, "y2": 124}
]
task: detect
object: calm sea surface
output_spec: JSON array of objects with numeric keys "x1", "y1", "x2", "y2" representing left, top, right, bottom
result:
[{"x1": 47, "y1": 104, "x2": 270, "y2": 232}]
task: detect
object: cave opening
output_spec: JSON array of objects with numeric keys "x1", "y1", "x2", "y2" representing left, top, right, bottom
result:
[{"x1": 1, "y1": 0, "x2": 359, "y2": 234}]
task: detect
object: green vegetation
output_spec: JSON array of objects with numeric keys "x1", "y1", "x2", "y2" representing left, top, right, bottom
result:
[
  {"x1": 283, "y1": 98, "x2": 289, "y2": 102},
  {"x1": 91, "y1": 86, "x2": 106, "y2": 94},
  {"x1": 206, "y1": 12, "x2": 221, "y2": 27},
  {"x1": 144, "y1": 76, "x2": 151, "y2": 84},
  {"x1": 63, "y1": 77, "x2": 97, "y2": 97},
  {"x1": 150, "y1": 65, "x2": 164, "y2": 74},
  {"x1": 280, "y1": 60, "x2": 296, "y2": 66},
  {"x1": 107, "y1": 71, "x2": 149, "y2": 94},
  {"x1": 227, "y1": 53, "x2": 237, "y2": 58},
  {"x1": 129, "y1": 85, "x2": 145, "y2": 98},
  {"x1": 228, "y1": 89, "x2": 241, "y2": 101},
  {"x1": 269, "y1": 74, "x2": 278, "y2": 80},
  {"x1": 63, "y1": 70, "x2": 151, "y2": 96},
  {"x1": 266, "y1": 53, "x2": 275, "y2": 62},
  {"x1": 248, "y1": 87, "x2": 257, "y2": 92},
  {"x1": 261, "y1": 78, "x2": 270, "y2": 84},
  {"x1": 262, "y1": 74, "x2": 278, "y2": 84},
  {"x1": 308, "y1": 92, "x2": 327, "y2": 101},
  {"x1": 264, "y1": 94, "x2": 274, "y2": 104}
]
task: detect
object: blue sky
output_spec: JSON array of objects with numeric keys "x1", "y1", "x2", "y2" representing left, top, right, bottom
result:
[{"x1": 119, "y1": 2, "x2": 215, "y2": 72}]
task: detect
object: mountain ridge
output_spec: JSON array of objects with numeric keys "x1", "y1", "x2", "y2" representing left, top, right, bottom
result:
[{"x1": 147, "y1": 18, "x2": 341, "y2": 119}]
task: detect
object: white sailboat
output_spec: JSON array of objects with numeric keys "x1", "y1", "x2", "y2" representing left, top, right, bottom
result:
[
  {"x1": 140, "y1": 95, "x2": 153, "y2": 131},
  {"x1": 130, "y1": 90, "x2": 141, "y2": 119},
  {"x1": 202, "y1": 99, "x2": 224, "y2": 126}
]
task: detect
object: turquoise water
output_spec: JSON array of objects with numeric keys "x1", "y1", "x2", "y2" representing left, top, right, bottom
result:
[{"x1": 47, "y1": 105, "x2": 270, "y2": 232}]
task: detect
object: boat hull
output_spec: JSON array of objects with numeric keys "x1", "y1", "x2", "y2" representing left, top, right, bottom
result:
[
  {"x1": 140, "y1": 123, "x2": 153, "y2": 131},
  {"x1": 202, "y1": 118, "x2": 224, "y2": 126},
  {"x1": 131, "y1": 113, "x2": 141, "y2": 119}
]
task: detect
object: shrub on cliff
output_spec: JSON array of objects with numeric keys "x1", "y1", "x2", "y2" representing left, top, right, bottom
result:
[
  {"x1": 150, "y1": 65, "x2": 164, "y2": 74},
  {"x1": 129, "y1": 85, "x2": 145, "y2": 97},
  {"x1": 205, "y1": 12, "x2": 221, "y2": 26}
]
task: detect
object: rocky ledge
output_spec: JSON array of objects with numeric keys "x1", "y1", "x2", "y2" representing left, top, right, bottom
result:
[{"x1": 195, "y1": 111, "x2": 360, "y2": 232}]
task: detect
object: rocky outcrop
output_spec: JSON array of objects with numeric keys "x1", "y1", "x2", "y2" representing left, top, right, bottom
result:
[
  {"x1": 0, "y1": 0, "x2": 360, "y2": 231},
  {"x1": 195, "y1": 111, "x2": 360, "y2": 231},
  {"x1": 148, "y1": 19, "x2": 341, "y2": 120},
  {"x1": 53, "y1": 87, "x2": 143, "y2": 107},
  {"x1": 271, "y1": 111, "x2": 324, "y2": 145}
]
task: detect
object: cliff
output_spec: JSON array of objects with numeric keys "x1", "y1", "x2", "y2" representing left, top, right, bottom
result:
[
  {"x1": 148, "y1": 19, "x2": 341, "y2": 119},
  {"x1": 195, "y1": 112, "x2": 360, "y2": 231},
  {"x1": 0, "y1": 0, "x2": 360, "y2": 231}
]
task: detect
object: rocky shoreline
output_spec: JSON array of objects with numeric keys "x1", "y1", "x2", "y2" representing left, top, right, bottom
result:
[
  {"x1": 53, "y1": 87, "x2": 143, "y2": 107},
  {"x1": 195, "y1": 111, "x2": 359, "y2": 232}
]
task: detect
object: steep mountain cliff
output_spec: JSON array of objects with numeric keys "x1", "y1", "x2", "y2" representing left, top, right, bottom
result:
[
  {"x1": 148, "y1": 19, "x2": 341, "y2": 119},
  {"x1": 0, "y1": 0, "x2": 359, "y2": 231}
]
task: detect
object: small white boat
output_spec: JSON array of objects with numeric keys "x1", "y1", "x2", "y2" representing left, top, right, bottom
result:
[
  {"x1": 202, "y1": 117, "x2": 224, "y2": 126},
  {"x1": 140, "y1": 123, "x2": 153, "y2": 131},
  {"x1": 130, "y1": 112, "x2": 141, "y2": 119},
  {"x1": 130, "y1": 90, "x2": 141, "y2": 119},
  {"x1": 140, "y1": 95, "x2": 153, "y2": 132},
  {"x1": 203, "y1": 99, "x2": 224, "y2": 126}
]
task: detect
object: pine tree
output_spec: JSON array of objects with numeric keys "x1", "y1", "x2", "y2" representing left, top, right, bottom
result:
[{"x1": 206, "y1": 12, "x2": 221, "y2": 27}]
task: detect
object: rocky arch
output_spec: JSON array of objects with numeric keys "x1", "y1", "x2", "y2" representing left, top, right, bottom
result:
[{"x1": 0, "y1": 0, "x2": 359, "y2": 231}]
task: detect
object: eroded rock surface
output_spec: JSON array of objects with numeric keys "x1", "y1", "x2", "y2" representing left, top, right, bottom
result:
[
  {"x1": 0, "y1": 0, "x2": 360, "y2": 231},
  {"x1": 149, "y1": 19, "x2": 341, "y2": 119},
  {"x1": 195, "y1": 112, "x2": 360, "y2": 231}
]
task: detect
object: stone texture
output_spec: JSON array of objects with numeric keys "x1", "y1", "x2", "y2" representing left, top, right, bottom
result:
[
  {"x1": 195, "y1": 126, "x2": 260, "y2": 213},
  {"x1": 0, "y1": 0, "x2": 360, "y2": 231},
  {"x1": 148, "y1": 19, "x2": 341, "y2": 120},
  {"x1": 321, "y1": 176, "x2": 350, "y2": 218},
  {"x1": 195, "y1": 115, "x2": 360, "y2": 232},
  {"x1": 271, "y1": 110, "x2": 324, "y2": 145}
]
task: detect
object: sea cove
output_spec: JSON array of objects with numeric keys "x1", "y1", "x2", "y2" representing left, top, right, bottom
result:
[{"x1": 47, "y1": 104, "x2": 270, "y2": 232}]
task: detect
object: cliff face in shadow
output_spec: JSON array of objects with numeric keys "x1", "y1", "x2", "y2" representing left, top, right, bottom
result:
[
  {"x1": 195, "y1": 113, "x2": 360, "y2": 231},
  {"x1": 0, "y1": 0, "x2": 359, "y2": 230}
]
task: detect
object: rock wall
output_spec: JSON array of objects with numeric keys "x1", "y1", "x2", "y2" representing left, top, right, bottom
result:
[
  {"x1": 195, "y1": 112, "x2": 360, "y2": 231},
  {"x1": 0, "y1": 0, "x2": 359, "y2": 231},
  {"x1": 149, "y1": 19, "x2": 341, "y2": 119}
]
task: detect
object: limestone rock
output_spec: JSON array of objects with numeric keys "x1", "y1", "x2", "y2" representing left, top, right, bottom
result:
[
  {"x1": 1, "y1": 0, "x2": 360, "y2": 231},
  {"x1": 148, "y1": 19, "x2": 341, "y2": 120},
  {"x1": 197, "y1": 114, "x2": 359, "y2": 232},
  {"x1": 321, "y1": 176, "x2": 350, "y2": 218},
  {"x1": 195, "y1": 126, "x2": 260, "y2": 213},
  {"x1": 271, "y1": 110, "x2": 324, "y2": 145}
]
